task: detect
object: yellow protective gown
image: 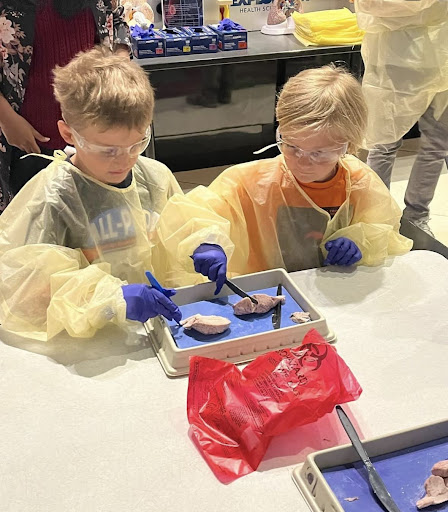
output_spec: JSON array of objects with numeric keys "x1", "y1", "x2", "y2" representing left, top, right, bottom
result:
[
  {"x1": 156, "y1": 154, "x2": 412, "y2": 288},
  {"x1": 0, "y1": 154, "x2": 182, "y2": 340},
  {"x1": 355, "y1": 0, "x2": 448, "y2": 146},
  {"x1": 292, "y1": 8, "x2": 365, "y2": 47}
]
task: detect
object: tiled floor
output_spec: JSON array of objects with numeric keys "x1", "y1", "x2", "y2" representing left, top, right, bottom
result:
[{"x1": 176, "y1": 139, "x2": 448, "y2": 247}]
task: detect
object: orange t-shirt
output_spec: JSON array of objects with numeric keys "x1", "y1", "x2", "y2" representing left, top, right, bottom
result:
[{"x1": 297, "y1": 164, "x2": 347, "y2": 218}]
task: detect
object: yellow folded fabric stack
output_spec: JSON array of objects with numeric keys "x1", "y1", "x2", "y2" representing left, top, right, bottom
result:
[{"x1": 292, "y1": 8, "x2": 365, "y2": 47}]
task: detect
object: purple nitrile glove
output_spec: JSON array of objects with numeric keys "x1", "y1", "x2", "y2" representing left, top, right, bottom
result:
[
  {"x1": 218, "y1": 18, "x2": 244, "y2": 31},
  {"x1": 122, "y1": 284, "x2": 182, "y2": 323},
  {"x1": 324, "y1": 237, "x2": 362, "y2": 266},
  {"x1": 192, "y1": 243, "x2": 227, "y2": 295},
  {"x1": 130, "y1": 23, "x2": 156, "y2": 40}
]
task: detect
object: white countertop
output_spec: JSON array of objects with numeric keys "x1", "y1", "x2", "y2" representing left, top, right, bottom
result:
[{"x1": 1, "y1": 251, "x2": 447, "y2": 512}]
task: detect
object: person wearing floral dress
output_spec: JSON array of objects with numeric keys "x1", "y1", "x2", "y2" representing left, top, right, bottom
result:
[{"x1": 0, "y1": 0, "x2": 130, "y2": 212}]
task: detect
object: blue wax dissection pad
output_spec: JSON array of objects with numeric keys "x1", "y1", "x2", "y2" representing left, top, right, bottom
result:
[
  {"x1": 322, "y1": 436, "x2": 448, "y2": 511},
  {"x1": 167, "y1": 286, "x2": 304, "y2": 349}
]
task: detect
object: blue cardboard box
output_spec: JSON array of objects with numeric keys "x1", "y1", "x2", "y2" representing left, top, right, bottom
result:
[
  {"x1": 208, "y1": 23, "x2": 248, "y2": 51},
  {"x1": 131, "y1": 31, "x2": 166, "y2": 59},
  {"x1": 182, "y1": 26, "x2": 218, "y2": 54},
  {"x1": 159, "y1": 28, "x2": 192, "y2": 56}
]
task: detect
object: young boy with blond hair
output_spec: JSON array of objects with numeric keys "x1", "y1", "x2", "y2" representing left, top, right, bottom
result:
[
  {"x1": 156, "y1": 65, "x2": 412, "y2": 292},
  {"x1": 0, "y1": 47, "x2": 182, "y2": 340}
]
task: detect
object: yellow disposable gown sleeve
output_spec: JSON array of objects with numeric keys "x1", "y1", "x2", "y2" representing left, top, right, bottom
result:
[
  {"x1": 355, "y1": 0, "x2": 441, "y2": 18},
  {"x1": 321, "y1": 167, "x2": 413, "y2": 266},
  {"x1": 155, "y1": 185, "x2": 241, "y2": 287},
  {"x1": 0, "y1": 244, "x2": 127, "y2": 341}
]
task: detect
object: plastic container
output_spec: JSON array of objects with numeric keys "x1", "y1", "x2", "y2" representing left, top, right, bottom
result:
[
  {"x1": 292, "y1": 419, "x2": 448, "y2": 512},
  {"x1": 145, "y1": 268, "x2": 336, "y2": 377}
]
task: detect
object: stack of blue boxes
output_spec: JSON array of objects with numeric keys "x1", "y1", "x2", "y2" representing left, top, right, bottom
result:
[{"x1": 131, "y1": 20, "x2": 248, "y2": 59}]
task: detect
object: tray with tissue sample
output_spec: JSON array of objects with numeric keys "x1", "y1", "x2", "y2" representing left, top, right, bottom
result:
[
  {"x1": 292, "y1": 418, "x2": 448, "y2": 512},
  {"x1": 145, "y1": 268, "x2": 336, "y2": 377}
]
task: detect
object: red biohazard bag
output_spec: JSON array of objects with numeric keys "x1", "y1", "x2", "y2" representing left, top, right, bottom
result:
[{"x1": 187, "y1": 329, "x2": 362, "y2": 483}]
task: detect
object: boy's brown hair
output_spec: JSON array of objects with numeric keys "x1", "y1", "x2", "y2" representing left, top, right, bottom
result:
[{"x1": 53, "y1": 46, "x2": 154, "y2": 132}]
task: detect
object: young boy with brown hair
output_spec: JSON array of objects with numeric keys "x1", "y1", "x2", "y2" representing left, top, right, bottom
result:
[{"x1": 0, "y1": 47, "x2": 182, "y2": 340}]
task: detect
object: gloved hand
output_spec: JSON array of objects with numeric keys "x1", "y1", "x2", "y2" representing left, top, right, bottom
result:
[
  {"x1": 192, "y1": 243, "x2": 227, "y2": 295},
  {"x1": 122, "y1": 284, "x2": 182, "y2": 323},
  {"x1": 324, "y1": 237, "x2": 362, "y2": 266}
]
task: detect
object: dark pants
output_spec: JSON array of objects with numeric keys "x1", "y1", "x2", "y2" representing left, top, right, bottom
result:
[
  {"x1": 10, "y1": 146, "x2": 56, "y2": 194},
  {"x1": 367, "y1": 104, "x2": 448, "y2": 222}
]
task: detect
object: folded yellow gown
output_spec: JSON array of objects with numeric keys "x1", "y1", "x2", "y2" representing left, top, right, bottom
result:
[{"x1": 293, "y1": 8, "x2": 364, "y2": 47}]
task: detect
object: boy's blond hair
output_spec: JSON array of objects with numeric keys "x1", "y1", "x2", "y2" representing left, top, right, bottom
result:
[
  {"x1": 276, "y1": 65, "x2": 367, "y2": 153},
  {"x1": 53, "y1": 46, "x2": 154, "y2": 132}
]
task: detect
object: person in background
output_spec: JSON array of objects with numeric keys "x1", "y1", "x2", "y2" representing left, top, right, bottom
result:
[
  {"x1": 155, "y1": 65, "x2": 412, "y2": 292},
  {"x1": 0, "y1": 47, "x2": 182, "y2": 341},
  {"x1": 0, "y1": 0, "x2": 130, "y2": 212},
  {"x1": 354, "y1": 0, "x2": 448, "y2": 236}
]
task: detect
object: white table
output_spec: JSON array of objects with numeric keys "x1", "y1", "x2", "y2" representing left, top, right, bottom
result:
[{"x1": 1, "y1": 251, "x2": 447, "y2": 512}]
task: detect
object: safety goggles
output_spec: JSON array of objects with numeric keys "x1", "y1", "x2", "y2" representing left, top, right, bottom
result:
[
  {"x1": 70, "y1": 126, "x2": 152, "y2": 158},
  {"x1": 254, "y1": 133, "x2": 348, "y2": 164},
  {"x1": 278, "y1": 136, "x2": 348, "y2": 164}
]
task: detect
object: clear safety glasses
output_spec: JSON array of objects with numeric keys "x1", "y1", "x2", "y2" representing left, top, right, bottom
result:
[
  {"x1": 70, "y1": 126, "x2": 152, "y2": 159},
  {"x1": 278, "y1": 137, "x2": 348, "y2": 164},
  {"x1": 254, "y1": 134, "x2": 348, "y2": 164}
]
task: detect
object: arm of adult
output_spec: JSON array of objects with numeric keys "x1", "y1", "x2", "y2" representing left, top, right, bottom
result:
[{"x1": 0, "y1": 94, "x2": 49, "y2": 153}]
